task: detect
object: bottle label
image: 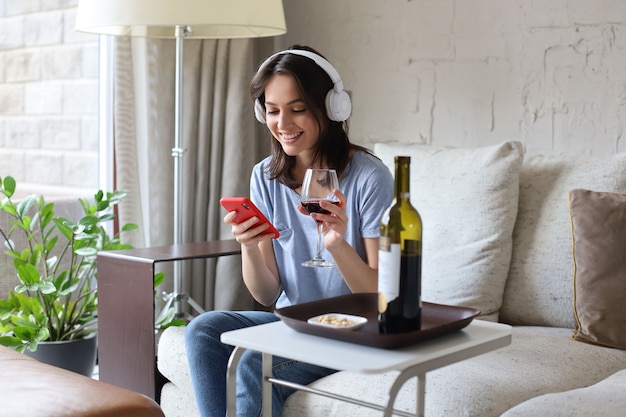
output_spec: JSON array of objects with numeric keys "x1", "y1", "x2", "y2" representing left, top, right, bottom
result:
[{"x1": 378, "y1": 237, "x2": 401, "y2": 313}]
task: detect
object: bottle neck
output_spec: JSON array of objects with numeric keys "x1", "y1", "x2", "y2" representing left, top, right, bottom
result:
[{"x1": 394, "y1": 157, "x2": 411, "y2": 201}]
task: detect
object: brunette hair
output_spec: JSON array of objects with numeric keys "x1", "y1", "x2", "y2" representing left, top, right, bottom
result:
[{"x1": 250, "y1": 45, "x2": 370, "y2": 189}]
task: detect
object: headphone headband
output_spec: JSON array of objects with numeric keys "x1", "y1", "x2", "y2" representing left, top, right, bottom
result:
[
  {"x1": 260, "y1": 49, "x2": 345, "y2": 92},
  {"x1": 254, "y1": 49, "x2": 352, "y2": 123}
]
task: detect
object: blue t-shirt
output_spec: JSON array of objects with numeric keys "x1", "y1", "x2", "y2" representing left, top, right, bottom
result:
[{"x1": 250, "y1": 150, "x2": 394, "y2": 308}]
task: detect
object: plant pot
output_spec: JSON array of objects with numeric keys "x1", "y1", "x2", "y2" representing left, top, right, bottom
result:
[{"x1": 25, "y1": 333, "x2": 97, "y2": 377}]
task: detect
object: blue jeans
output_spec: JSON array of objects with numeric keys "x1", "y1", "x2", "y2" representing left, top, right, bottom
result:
[{"x1": 184, "y1": 310, "x2": 337, "y2": 417}]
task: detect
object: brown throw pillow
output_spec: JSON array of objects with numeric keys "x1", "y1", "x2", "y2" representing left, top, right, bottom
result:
[{"x1": 569, "y1": 189, "x2": 626, "y2": 349}]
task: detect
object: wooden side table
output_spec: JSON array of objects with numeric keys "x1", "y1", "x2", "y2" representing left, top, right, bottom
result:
[{"x1": 97, "y1": 240, "x2": 241, "y2": 399}]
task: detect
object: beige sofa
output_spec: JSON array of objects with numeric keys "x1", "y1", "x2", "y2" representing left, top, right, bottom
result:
[{"x1": 157, "y1": 141, "x2": 626, "y2": 416}]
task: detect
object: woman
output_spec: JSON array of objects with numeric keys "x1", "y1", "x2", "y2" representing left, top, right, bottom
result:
[{"x1": 185, "y1": 45, "x2": 393, "y2": 417}]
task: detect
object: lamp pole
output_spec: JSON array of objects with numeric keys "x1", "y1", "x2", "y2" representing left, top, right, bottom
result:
[
  {"x1": 170, "y1": 24, "x2": 205, "y2": 319},
  {"x1": 173, "y1": 25, "x2": 186, "y2": 250}
]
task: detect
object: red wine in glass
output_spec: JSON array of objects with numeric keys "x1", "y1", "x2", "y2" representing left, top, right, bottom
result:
[
  {"x1": 300, "y1": 169, "x2": 339, "y2": 267},
  {"x1": 302, "y1": 200, "x2": 340, "y2": 217}
]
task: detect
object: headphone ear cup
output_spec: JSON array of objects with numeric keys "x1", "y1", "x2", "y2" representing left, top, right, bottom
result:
[
  {"x1": 254, "y1": 99, "x2": 266, "y2": 124},
  {"x1": 325, "y1": 89, "x2": 352, "y2": 122}
]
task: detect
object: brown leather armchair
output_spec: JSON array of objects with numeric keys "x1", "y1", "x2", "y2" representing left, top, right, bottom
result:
[{"x1": 0, "y1": 345, "x2": 165, "y2": 417}]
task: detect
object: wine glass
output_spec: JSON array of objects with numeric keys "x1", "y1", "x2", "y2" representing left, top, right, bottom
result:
[{"x1": 300, "y1": 168, "x2": 340, "y2": 267}]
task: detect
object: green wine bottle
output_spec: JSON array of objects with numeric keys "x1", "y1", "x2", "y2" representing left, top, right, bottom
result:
[{"x1": 378, "y1": 156, "x2": 423, "y2": 333}]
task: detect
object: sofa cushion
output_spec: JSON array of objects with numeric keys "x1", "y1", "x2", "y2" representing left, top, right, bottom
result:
[
  {"x1": 500, "y1": 369, "x2": 626, "y2": 417},
  {"x1": 374, "y1": 141, "x2": 523, "y2": 321},
  {"x1": 282, "y1": 327, "x2": 626, "y2": 417},
  {"x1": 160, "y1": 382, "x2": 200, "y2": 417},
  {"x1": 501, "y1": 152, "x2": 626, "y2": 328},
  {"x1": 158, "y1": 325, "x2": 193, "y2": 392},
  {"x1": 569, "y1": 189, "x2": 626, "y2": 349}
]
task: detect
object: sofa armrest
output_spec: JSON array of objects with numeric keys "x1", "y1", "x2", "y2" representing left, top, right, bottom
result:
[
  {"x1": 0, "y1": 345, "x2": 165, "y2": 417},
  {"x1": 97, "y1": 239, "x2": 241, "y2": 400}
]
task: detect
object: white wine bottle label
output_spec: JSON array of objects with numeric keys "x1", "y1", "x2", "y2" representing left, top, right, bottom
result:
[{"x1": 378, "y1": 237, "x2": 401, "y2": 312}]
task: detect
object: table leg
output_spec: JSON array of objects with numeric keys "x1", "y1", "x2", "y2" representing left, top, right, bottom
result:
[
  {"x1": 416, "y1": 373, "x2": 425, "y2": 417},
  {"x1": 226, "y1": 346, "x2": 246, "y2": 416},
  {"x1": 262, "y1": 353, "x2": 273, "y2": 416},
  {"x1": 383, "y1": 370, "x2": 426, "y2": 417}
]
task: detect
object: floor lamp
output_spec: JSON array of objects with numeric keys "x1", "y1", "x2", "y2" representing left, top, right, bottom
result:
[{"x1": 75, "y1": 0, "x2": 287, "y2": 319}]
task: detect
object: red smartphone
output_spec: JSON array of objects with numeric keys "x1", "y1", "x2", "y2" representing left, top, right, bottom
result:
[{"x1": 219, "y1": 197, "x2": 280, "y2": 239}]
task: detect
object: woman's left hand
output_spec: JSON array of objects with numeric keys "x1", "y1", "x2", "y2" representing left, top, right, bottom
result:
[{"x1": 297, "y1": 189, "x2": 348, "y2": 250}]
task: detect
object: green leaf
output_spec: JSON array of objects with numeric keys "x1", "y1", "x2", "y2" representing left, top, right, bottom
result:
[
  {"x1": 78, "y1": 215, "x2": 99, "y2": 233},
  {"x1": 38, "y1": 281, "x2": 57, "y2": 295},
  {"x1": 53, "y1": 217, "x2": 74, "y2": 240},
  {"x1": 154, "y1": 272, "x2": 166, "y2": 287},
  {"x1": 96, "y1": 199, "x2": 109, "y2": 212},
  {"x1": 3, "y1": 238, "x2": 15, "y2": 251},
  {"x1": 12, "y1": 324, "x2": 37, "y2": 340},
  {"x1": 10, "y1": 292, "x2": 45, "y2": 317},
  {"x1": 16, "y1": 264, "x2": 42, "y2": 286},
  {"x1": 155, "y1": 307, "x2": 175, "y2": 329},
  {"x1": 14, "y1": 215, "x2": 32, "y2": 233},
  {"x1": 10, "y1": 250, "x2": 29, "y2": 270},
  {"x1": 29, "y1": 249, "x2": 43, "y2": 268},
  {"x1": 122, "y1": 223, "x2": 139, "y2": 232},
  {"x1": 1, "y1": 176, "x2": 16, "y2": 198},
  {"x1": 107, "y1": 190, "x2": 127, "y2": 205},
  {"x1": 94, "y1": 190, "x2": 104, "y2": 203},
  {"x1": 53, "y1": 270, "x2": 69, "y2": 289},
  {"x1": 97, "y1": 213, "x2": 115, "y2": 223},
  {"x1": 75, "y1": 247, "x2": 98, "y2": 257},
  {"x1": 57, "y1": 276, "x2": 80, "y2": 295},
  {"x1": 16, "y1": 195, "x2": 36, "y2": 218},
  {"x1": 45, "y1": 255, "x2": 58, "y2": 270},
  {"x1": 31, "y1": 211, "x2": 42, "y2": 233},
  {"x1": 1, "y1": 205, "x2": 14, "y2": 218},
  {"x1": 44, "y1": 234, "x2": 58, "y2": 253},
  {"x1": 0, "y1": 298, "x2": 16, "y2": 318},
  {"x1": 0, "y1": 336, "x2": 23, "y2": 348},
  {"x1": 40, "y1": 202, "x2": 55, "y2": 226}
]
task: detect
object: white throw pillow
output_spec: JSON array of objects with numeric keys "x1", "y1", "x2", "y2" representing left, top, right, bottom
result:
[
  {"x1": 500, "y1": 152, "x2": 626, "y2": 328},
  {"x1": 374, "y1": 141, "x2": 524, "y2": 321}
]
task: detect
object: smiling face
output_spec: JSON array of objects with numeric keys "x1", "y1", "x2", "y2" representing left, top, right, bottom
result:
[{"x1": 263, "y1": 73, "x2": 320, "y2": 165}]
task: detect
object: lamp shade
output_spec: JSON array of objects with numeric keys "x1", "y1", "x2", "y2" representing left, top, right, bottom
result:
[{"x1": 75, "y1": 0, "x2": 287, "y2": 39}]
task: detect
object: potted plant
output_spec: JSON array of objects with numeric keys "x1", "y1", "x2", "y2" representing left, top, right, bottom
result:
[{"x1": 0, "y1": 176, "x2": 138, "y2": 375}]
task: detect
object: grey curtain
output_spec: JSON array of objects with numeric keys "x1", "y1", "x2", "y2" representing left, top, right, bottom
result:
[{"x1": 112, "y1": 36, "x2": 270, "y2": 312}]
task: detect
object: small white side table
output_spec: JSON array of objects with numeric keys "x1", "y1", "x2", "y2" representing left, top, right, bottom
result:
[{"x1": 221, "y1": 319, "x2": 511, "y2": 417}]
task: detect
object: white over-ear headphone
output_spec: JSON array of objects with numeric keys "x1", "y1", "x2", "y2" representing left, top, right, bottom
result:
[{"x1": 254, "y1": 49, "x2": 352, "y2": 124}]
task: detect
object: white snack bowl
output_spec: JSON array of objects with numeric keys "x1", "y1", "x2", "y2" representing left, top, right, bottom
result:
[{"x1": 307, "y1": 313, "x2": 368, "y2": 330}]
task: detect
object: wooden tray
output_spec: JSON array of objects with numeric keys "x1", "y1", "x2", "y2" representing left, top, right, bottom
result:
[{"x1": 274, "y1": 293, "x2": 480, "y2": 349}]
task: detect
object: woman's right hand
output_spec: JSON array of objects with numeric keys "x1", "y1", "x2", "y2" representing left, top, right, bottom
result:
[
  {"x1": 224, "y1": 211, "x2": 275, "y2": 247},
  {"x1": 224, "y1": 211, "x2": 281, "y2": 306}
]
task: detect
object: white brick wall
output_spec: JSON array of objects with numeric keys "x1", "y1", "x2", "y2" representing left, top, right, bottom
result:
[
  {"x1": 282, "y1": 0, "x2": 626, "y2": 156},
  {"x1": 0, "y1": 0, "x2": 99, "y2": 190},
  {"x1": 3, "y1": 0, "x2": 623, "y2": 195}
]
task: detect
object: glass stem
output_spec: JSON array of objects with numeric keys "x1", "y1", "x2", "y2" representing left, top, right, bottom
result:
[{"x1": 315, "y1": 222, "x2": 324, "y2": 259}]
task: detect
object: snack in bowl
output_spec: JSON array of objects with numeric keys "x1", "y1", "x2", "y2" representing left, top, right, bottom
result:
[{"x1": 307, "y1": 313, "x2": 367, "y2": 330}]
